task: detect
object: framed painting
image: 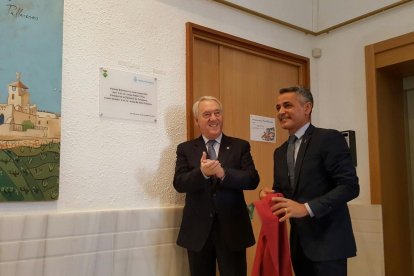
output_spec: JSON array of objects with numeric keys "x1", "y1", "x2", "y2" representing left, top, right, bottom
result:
[{"x1": 0, "y1": 0, "x2": 63, "y2": 201}]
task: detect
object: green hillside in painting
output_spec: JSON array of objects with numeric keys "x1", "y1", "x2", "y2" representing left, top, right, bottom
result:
[{"x1": 0, "y1": 142, "x2": 59, "y2": 201}]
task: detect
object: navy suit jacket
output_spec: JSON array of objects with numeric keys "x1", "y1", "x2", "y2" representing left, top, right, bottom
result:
[
  {"x1": 174, "y1": 134, "x2": 260, "y2": 252},
  {"x1": 273, "y1": 124, "x2": 359, "y2": 261}
]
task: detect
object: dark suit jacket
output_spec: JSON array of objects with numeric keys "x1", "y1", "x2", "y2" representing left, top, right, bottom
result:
[
  {"x1": 273, "y1": 124, "x2": 359, "y2": 262},
  {"x1": 173, "y1": 134, "x2": 260, "y2": 252}
]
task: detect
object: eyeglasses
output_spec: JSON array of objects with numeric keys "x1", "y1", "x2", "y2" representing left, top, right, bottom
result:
[{"x1": 201, "y1": 110, "x2": 222, "y2": 119}]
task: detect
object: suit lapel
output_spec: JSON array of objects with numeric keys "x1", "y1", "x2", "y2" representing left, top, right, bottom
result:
[
  {"x1": 293, "y1": 124, "x2": 314, "y2": 191},
  {"x1": 193, "y1": 134, "x2": 230, "y2": 163},
  {"x1": 218, "y1": 134, "x2": 231, "y2": 166},
  {"x1": 193, "y1": 136, "x2": 207, "y2": 163}
]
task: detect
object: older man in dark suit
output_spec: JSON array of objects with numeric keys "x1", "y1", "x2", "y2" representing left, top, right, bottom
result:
[
  {"x1": 174, "y1": 96, "x2": 260, "y2": 276},
  {"x1": 260, "y1": 87, "x2": 359, "y2": 276}
]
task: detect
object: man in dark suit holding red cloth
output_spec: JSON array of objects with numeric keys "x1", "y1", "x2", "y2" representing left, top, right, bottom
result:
[
  {"x1": 260, "y1": 86, "x2": 359, "y2": 276},
  {"x1": 174, "y1": 96, "x2": 260, "y2": 276}
]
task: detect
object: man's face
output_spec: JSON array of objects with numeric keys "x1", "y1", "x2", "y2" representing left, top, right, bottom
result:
[
  {"x1": 275, "y1": 92, "x2": 312, "y2": 134},
  {"x1": 195, "y1": 100, "x2": 223, "y2": 140}
]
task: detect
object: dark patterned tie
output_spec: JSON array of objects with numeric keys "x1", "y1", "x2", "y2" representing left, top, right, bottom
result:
[
  {"x1": 287, "y1": 135, "x2": 297, "y2": 188},
  {"x1": 207, "y1": 140, "x2": 217, "y2": 160}
]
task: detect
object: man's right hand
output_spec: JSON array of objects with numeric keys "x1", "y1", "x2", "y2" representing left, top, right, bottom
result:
[{"x1": 259, "y1": 187, "x2": 275, "y2": 199}]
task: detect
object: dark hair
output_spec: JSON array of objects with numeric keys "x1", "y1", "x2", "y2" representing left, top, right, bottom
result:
[{"x1": 279, "y1": 86, "x2": 313, "y2": 106}]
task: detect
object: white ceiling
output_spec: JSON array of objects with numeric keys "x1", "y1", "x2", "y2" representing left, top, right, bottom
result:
[{"x1": 214, "y1": 0, "x2": 412, "y2": 34}]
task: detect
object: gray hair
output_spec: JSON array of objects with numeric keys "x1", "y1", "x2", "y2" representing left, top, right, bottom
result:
[
  {"x1": 279, "y1": 86, "x2": 313, "y2": 106},
  {"x1": 192, "y1": 96, "x2": 223, "y2": 118}
]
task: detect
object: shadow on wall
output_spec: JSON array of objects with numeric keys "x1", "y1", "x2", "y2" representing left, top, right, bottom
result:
[{"x1": 138, "y1": 105, "x2": 186, "y2": 205}]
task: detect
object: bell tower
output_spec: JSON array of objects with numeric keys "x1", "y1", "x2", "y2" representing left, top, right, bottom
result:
[{"x1": 8, "y1": 72, "x2": 30, "y2": 110}]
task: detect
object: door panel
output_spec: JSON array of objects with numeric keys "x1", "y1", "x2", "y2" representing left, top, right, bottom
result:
[
  {"x1": 219, "y1": 45, "x2": 298, "y2": 195},
  {"x1": 219, "y1": 45, "x2": 299, "y2": 269},
  {"x1": 192, "y1": 39, "x2": 220, "y2": 138}
]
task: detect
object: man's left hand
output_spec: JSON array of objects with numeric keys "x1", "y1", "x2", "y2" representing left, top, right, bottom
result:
[{"x1": 270, "y1": 197, "x2": 309, "y2": 222}]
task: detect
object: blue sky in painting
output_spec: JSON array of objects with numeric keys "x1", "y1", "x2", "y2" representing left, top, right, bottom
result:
[{"x1": 0, "y1": 0, "x2": 63, "y2": 114}]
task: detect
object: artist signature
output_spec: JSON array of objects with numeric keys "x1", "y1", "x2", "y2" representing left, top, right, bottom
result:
[{"x1": 6, "y1": 2, "x2": 39, "y2": 21}]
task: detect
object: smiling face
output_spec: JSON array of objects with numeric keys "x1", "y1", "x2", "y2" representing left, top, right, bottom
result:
[
  {"x1": 195, "y1": 99, "x2": 223, "y2": 140},
  {"x1": 276, "y1": 92, "x2": 312, "y2": 135}
]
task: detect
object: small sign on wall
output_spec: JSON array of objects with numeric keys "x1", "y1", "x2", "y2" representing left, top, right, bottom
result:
[
  {"x1": 250, "y1": 114, "x2": 276, "y2": 143},
  {"x1": 99, "y1": 68, "x2": 157, "y2": 122}
]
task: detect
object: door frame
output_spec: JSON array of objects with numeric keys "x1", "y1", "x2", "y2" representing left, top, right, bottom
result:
[
  {"x1": 365, "y1": 32, "x2": 414, "y2": 203},
  {"x1": 365, "y1": 32, "x2": 414, "y2": 275}
]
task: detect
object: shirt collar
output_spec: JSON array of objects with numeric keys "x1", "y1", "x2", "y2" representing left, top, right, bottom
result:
[
  {"x1": 202, "y1": 133, "x2": 223, "y2": 145},
  {"x1": 294, "y1": 122, "x2": 310, "y2": 140}
]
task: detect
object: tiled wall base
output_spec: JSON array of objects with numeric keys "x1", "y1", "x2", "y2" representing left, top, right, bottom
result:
[
  {"x1": 0, "y1": 204, "x2": 384, "y2": 276},
  {"x1": 349, "y1": 204, "x2": 384, "y2": 276},
  {"x1": 0, "y1": 207, "x2": 189, "y2": 276}
]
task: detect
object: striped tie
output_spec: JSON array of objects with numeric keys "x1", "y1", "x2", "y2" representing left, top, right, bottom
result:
[{"x1": 207, "y1": 140, "x2": 217, "y2": 160}]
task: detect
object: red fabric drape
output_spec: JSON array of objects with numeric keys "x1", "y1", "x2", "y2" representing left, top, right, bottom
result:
[{"x1": 251, "y1": 193, "x2": 293, "y2": 276}]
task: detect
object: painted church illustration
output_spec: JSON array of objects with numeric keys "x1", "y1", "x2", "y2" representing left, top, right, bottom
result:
[{"x1": 0, "y1": 73, "x2": 60, "y2": 142}]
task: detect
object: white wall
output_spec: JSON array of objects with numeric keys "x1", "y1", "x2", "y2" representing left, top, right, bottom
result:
[
  {"x1": 207, "y1": 0, "x2": 405, "y2": 32},
  {"x1": 3, "y1": 1, "x2": 414, "y2": 275},
  {"x1": 317, "y1": 0, "x2": 401, "y2": 30},
  {"x1": 224, "y1": 0, "x2": 314, "y2": 30},
  {"x1": 312, "y1": 3, "x2": 414, "y2": 203},
  {"x1": 1, "y1": 0, "x2": 412, "y2": 211},
  {"x1": 0, "y1": 0, "x2": 313, "y2": 214}
]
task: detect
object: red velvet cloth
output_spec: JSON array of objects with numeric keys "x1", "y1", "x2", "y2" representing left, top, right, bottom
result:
[{"x1": 251, "y1": 193, "x2": 293, "y2": 276}]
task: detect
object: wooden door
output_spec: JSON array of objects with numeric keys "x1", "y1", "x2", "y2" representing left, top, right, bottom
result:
[{"x1": 187, "y1": 22, "x2": 310, "y2": 274}]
